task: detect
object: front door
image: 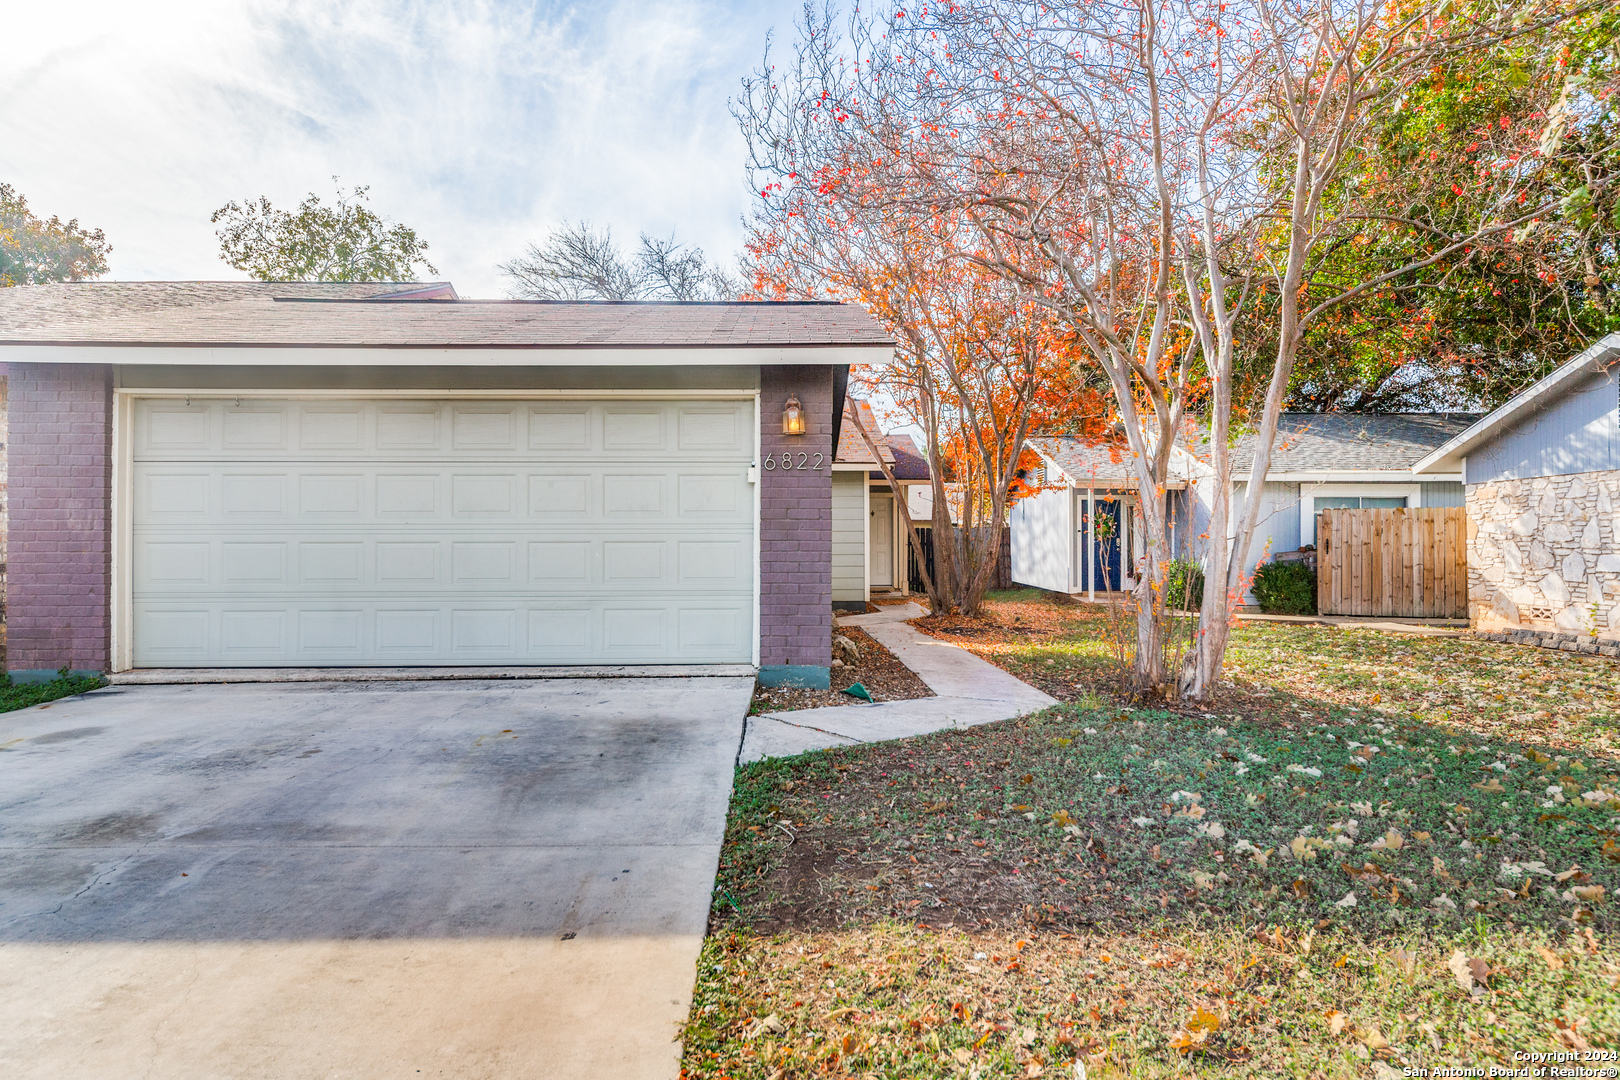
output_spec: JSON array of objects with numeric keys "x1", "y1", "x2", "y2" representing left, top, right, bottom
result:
[
  {"x1": 869, "y1": 493, "x2": 894, "y2": 588},
  {"x1": 1079, "y1": 494, "x2": 1125, "y2": 591}
]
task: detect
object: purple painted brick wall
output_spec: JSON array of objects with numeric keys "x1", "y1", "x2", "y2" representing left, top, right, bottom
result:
[
  {"x1": 759, "y1": 365, "x2": 832, "y2": 667},
  {"x1": 6, "y1": 363, "x2": 113, "y2": 672}
]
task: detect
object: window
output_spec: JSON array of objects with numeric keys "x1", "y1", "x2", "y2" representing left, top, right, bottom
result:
[{"x1": 1315, "y1": 495, "x2": 1407, "y2": 509}]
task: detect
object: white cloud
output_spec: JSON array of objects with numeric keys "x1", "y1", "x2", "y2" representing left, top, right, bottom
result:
[{"x1": 0, "y1": 0, "x2": 795, "y2": 295}]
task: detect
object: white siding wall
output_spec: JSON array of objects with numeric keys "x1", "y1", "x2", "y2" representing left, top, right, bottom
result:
[
  {"x1": 1231, "y1": 481, "x2": 1303, "y2": 596},
  {"x1": 1010, "y1": 485, "x2": 1073, "y2": 592},
  {"x1": 831, "y1": 470, "x2": 868, "y2": 602}
]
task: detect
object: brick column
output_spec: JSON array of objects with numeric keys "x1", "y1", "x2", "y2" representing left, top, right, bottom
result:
[
  {"x1": 6, "y1": 363, "x2": 113, "y2": 679},
  {"x1": 758, "y1": 365, "x2": 833, "y2": 687}
]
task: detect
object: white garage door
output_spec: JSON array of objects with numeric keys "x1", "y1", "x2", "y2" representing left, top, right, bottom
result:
[{"x1": 129, "y1": 397, "x2": 756, "y2": 667}]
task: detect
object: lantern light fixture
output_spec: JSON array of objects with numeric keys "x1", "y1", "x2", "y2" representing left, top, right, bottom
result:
[{"x1": 782, "y1": 396, "x2": 806, "y2": 436}]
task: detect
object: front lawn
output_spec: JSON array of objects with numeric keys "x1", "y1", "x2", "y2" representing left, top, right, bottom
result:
[
  {"x1": 683, "y1": 596, "x2": 1620, "y2": 1078},
  {"x1": 919, "y1": 589, "x2": 1620, "y2": 755}
]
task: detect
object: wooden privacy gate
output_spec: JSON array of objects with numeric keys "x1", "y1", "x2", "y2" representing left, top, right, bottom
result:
[{"x1": 1316, "y1": 507, "x2": 1468, "y2": 618}]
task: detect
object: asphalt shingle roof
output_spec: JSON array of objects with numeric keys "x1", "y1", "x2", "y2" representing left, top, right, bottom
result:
[
  {"x1": 882, "y1": 432, "x2": 931, "y2": 481},
  {"x1": 0, "y1": 281, "x2": 894, "y2": 349},
  {"x1": 833, "y1": 400, "x2": 934, "y2": 479},
  {"x1": 1228, "y1": 413, "x2": 1481, "y2": 474},
  {"x1": 835, "y1": 399, "x2": 896, "y2": 464},
  {"x1": 1029, "y1": 436, "x2": 1187, "y2": 486}
]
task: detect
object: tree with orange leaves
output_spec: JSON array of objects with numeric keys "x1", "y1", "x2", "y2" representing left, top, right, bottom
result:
[
  {"x1": 738, "y1": 0, "x2": 1591, "y2": 698},
  {"x1": 744, "y1": 162, "x2": 1108, "y2": 616}
]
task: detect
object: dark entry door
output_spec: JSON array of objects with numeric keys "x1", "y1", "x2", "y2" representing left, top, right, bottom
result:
[{"x1": 1083, "y1": 496, "x2": 1124, "y2": 591}]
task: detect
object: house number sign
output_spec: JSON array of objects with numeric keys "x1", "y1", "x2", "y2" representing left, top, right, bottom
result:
[{"x1": 762, "y1": 453, "x2": 824, "y2": 470}]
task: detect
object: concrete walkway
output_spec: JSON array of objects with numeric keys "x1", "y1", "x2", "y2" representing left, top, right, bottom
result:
[{"x1": 740, "y1": 603, "x2": 1057, "y2": 763}]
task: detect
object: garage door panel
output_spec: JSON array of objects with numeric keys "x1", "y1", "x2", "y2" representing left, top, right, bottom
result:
[
  {"x1": 222, "y1": 474, "x2": 289, "y2": 516},
  {"x1": 224, "y1": 408, "x2": 289, "y2": 449},
  {"x1": 133, "y1": 400, "x2": 756, "y2": 463},
  {"x1": 603, "y1": 408, "x2": 665, "y2": 450},
  {"x1": 300, "y1": 543, "x2": 364, "y2": 583},
  {"x1": 139, "y1": 542, "x2": 211, "y2": 585},
  {"x1": 223, "y1": 543, "x2": 287, "y2": 583},
  {"x1": 131, "y1": 600, "x2": 753, "y2": 665},
  {"x1": 299, "y1": 611, "x2": 364, "y2": 653},
  {"x1": 135, "y1": 535, "x2": 753, "y2": 594},
  {"x1": 298, "y1": 407, "x2": 364, "y2": 449},
  {"x1": 376, "y1": 610, "x2": 439, "y2": 652},
  {"x1": 376, "y1": 407, "x2": 441, "y2": 449},
  {"x1": 139, "y1": 405, "x2": 211, "y2": 452},
  {"x1": 300, "y1": 475, "x2": 364, "y2": 516},
  {"x1": 528, "y1": 408, "x2": 591, "y2": 449},
  {"x1": 678, "y1": 407, "x2": 747, "y2": 452},
  {"x1": 136, "y1": 465, "x2": 750, "y2": 525},
  {"x1": 131, "y1": 396, "x2": 756, "y2": 667},
  {"x1": 222, "y1": 610, "x2": 286, "y2": 653}
]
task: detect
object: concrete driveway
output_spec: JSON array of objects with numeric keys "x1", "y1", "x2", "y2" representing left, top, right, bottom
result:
[{"x1": 0, "y1": 676, "x2": 752, "y2": 1079}]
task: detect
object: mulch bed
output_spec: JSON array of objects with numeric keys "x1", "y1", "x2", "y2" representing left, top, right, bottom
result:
[{"x1": 749, "y1": 626, "x2": 934, "y2": 714}]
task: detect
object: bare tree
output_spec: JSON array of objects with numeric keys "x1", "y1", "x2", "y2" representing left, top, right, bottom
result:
[{"x1": 500, "y1": 220, "x2": 739, "y2": 300}]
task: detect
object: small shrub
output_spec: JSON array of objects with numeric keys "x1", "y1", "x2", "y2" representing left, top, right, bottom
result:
[
  {"x1": 1163, "y1": 558, "x2": 1206, "y2": 612},
  {"x1": 1252, "y1": 560, "x2": 1316, "y2": 615}
]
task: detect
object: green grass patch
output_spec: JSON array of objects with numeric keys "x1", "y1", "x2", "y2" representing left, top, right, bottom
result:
[
  {"x1": 716, "y1": 705, "x2": 1619, "y2": 937},
  {"x1": 0, "y1": 670, "x2": 107, "y2": 714},
  {"x1": 937, "y1": 592, "x2": 1620, "y2": 756}
]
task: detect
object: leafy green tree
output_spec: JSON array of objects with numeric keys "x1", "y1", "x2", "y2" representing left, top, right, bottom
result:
[
  {"x1": 1273, "y1": 4, "x2": 1620, "y2": 412},
  {"x1": 212, "y1": 182, "x2": 436, "y2": 282},
  {"x1": 0, "y1": 183, "x2": 111, "y2": 286}
]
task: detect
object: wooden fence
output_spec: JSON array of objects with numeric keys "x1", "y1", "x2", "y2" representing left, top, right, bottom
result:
[{"x1": 1316, "y1": 507, "x2": 1468, "y2": 618}]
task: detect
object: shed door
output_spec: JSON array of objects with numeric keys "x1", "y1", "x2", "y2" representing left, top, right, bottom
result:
[{"x1": 129, "y1": 398, "x2": 756, "y2": 667}]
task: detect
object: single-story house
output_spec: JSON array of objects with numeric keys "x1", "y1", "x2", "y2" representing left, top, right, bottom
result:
[
  {"x1": 1011, "y1": 413, "x2": 1477, "y2": 598},
  {"x1": 0, "y1": 280, "x2": 895, "y2": 688},
  {"x1": 830, "y1": 397, "x2": 931, "y2": 607},
  {"x1": 1413, "y1": 332, "x2": 1620, "y2": 638},
  {"x1": 1010, "y1": 437, "x2": 1202, "y2": 595},
  {"x1": 1226, "y1": 412, "x2": 1476, "y2": 584}
]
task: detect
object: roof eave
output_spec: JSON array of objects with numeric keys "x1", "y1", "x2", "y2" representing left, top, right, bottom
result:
[
  {"x1": 0, "y1": 342, "x2": 896, "y2": 367},
  {"x1": 1411, "y1": 332, "x2": 1620, "y2": 475}
]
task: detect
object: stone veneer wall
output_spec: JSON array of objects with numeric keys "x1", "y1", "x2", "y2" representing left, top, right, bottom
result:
[{"x1": 1467, "y1": 470, "x2": 1620, "y2": 638}]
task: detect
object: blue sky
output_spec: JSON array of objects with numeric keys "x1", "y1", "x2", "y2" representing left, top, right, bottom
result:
[{"x1": 0, "y1": 0, "x2": 801, "y2": 297}]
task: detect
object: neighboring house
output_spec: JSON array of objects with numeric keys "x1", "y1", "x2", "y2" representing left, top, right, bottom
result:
[
  {"x1": 1011, "y1": 437, "x2": 1205, "y2": 596},
  {"x1": 0, "y1": 280, "x2": 894, "y2": 688},
  {"x1": 830, "y1": 397, "x2": 931, "y2": 607},
  {"x1": 1226, "y1": 412, "x2": 1476, "y2": 586},
  {"x1": 1413, "y1": 332, "x2": 1620, "y2": 638},
  {"x1": 1011, "y1": 413, "x2": 1476, "y2": 598}
]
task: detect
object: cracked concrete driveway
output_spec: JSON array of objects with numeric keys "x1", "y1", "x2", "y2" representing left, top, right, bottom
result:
[{"x1": 0, "y1": 677, "x2": 752, "y2": 1079}]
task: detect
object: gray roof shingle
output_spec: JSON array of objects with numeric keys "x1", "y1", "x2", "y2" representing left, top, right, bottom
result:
[
  {"x1": 0, "y1": 281, "x2": 894, "y2": 349},
  {"x1": 1028, "y1": 437, "x2": 1185, "y2": 485},
  {"x1": 1228, "y1": 413, "x2": 1480, "y2": 474}
]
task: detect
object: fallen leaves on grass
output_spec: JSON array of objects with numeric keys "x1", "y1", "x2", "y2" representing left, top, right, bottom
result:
[{"x1": 682, "y1": 923, "x2": 1620, "y2": 1080}]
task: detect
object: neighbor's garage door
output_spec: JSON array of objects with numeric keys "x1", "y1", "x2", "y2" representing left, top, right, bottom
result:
[{"x1": 130, "y1": 397, "x2": 756, "y2": 667}]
